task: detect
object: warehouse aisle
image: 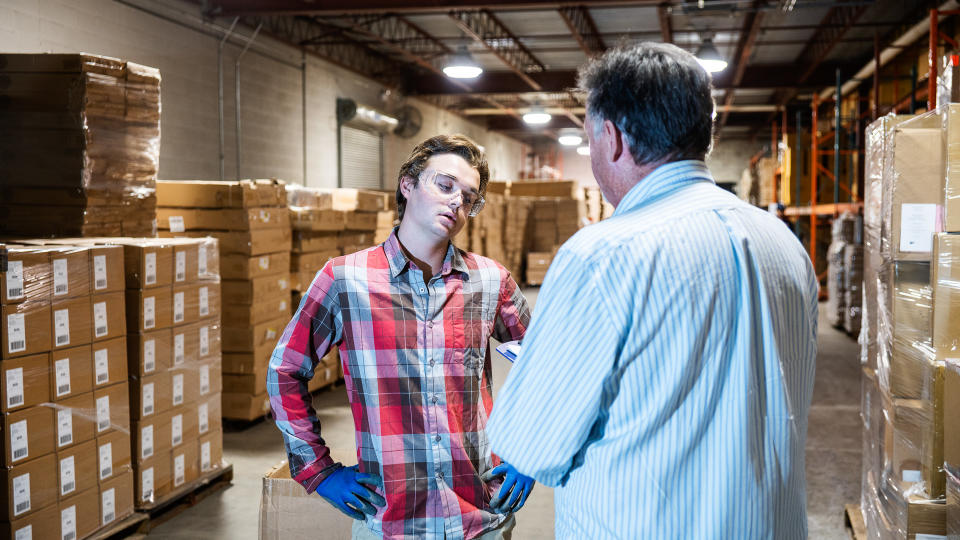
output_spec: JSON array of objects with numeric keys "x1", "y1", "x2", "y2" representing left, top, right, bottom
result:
[{"x1": 147, "y1": 298, "x2": 860, "y2": 539}]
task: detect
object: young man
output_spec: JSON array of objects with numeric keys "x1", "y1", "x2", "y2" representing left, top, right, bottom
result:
[
  {"x1": 487, "y1": 43, "x2": 819, "y2": 538},
  {"x1": 268, "y1": 134, "x2": 534, "y2": 540}
]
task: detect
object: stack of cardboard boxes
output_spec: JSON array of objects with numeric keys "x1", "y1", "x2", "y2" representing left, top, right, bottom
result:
[
  {"x1": 826, "y1": 213, "x2": 862, "y2": 331},
  {"x1": 0, "y1": 243, "x2": 135, "y2": 539},
  {"x1": 156, "y1": 180, "x2": 289, "y2": 421},
  {"x1": 0, "y1": 53, "x2": 160, "y2": 237},
  {"x1": 516, "y1": 182, "x2": 586, "y2": 286}
]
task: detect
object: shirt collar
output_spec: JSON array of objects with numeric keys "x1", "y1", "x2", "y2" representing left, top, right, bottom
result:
[
  {"x1": 384, "y1": 228, "x2": 469, "y2": 279},
  {"x1": 613, "y1": 160, "x2": 715, "y2": 216}
]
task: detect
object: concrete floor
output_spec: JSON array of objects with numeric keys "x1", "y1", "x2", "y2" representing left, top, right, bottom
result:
[{"x1": 148, "y1": 291, "x2": 861, "y2": 539}]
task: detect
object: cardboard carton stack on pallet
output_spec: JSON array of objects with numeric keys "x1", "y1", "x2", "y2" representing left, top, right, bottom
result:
[
  {"x1": 156, "y1": 180, "x2": 289, "y2": 421},
  {"x1": 0, "y1": 53, "x2": 160, "y2": 237},
  {"x1": 826, "y1": 212, "x2": 862, "y2": 332},
  {"x1": 0, "y1": 243, "x2": 135, "y2": 539},
  {"x1": 511, "y1": 181, "x2": 586, "y2": 286}
]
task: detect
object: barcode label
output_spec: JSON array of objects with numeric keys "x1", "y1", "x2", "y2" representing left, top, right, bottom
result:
[
  {"x1": 95, "y1": 348, "x2": 109, "y2": 384},
  {"x1": 94, "y1": 254, "x2": 107, "y2": 290},
  {"x1": 10, "y1": 419, "x2": 28, "y2": 461},
  {"x1": 199, "y1": 286, "x2": 209, "y2": 316},
  {"x1": 200, "y1": 326, "x2": 209, "y2": 356},
  {"x1": 172, "y1": 414, "x2": 182, "y2": 447},
  {"x1": 14, "y1": 524, "x2": 31, "y2": 540},
  {"x1": 61, "y1": 505, "x2": 76, "y2": 540},
  {"x1": 198, "y1": 246, "x2": 208, "y2": 275},
  {"x1": 260, "y1": 209, "x2": 271, "y2": 222},
  {"x1": 96, "y1": 395, "x2": 110, "y2": 432},
  {"x1": 198, "y1": 403, "x2": 209, "y2": 434},
  {"x1": 176, "y1": 251, "x2": 186, "y2": 282},
  {"x1": 174, "y1": 291, "x2": 184, "y2": 323},
  {"x1": 169, "y1": 215, "x2": 185, "y2": 233},
  {"x1": 143, "y1": 383, "x2": 155, "y2": 416},
  {"x1": 99, "y1": 442, "x2": 113, "y2": 479},
  {"x1": 93, "y1": 301, "x2": 108, "y2": 337},
  {"x1": 280, "y1": 300, "x2": 288, "y2": 312},
  {"x1": 13, "y1": 472, "x2": 30, "y2": 516},
  {"x1": 53, "y1": 258, "x2": 68, "y2": 296},
  {"x1": 201, "y1": 441, "x2": 211, "y2": 472},
  {"x1": 142, "y1": 468, "x2": 154, "y2": 502},
  {"x1": 58, "y1": 409, "x2": 73, "y2": 447},
  {"x1": 60, "y1": 455, "x2": 76, "y2": 496},
  {"x1": 8, "y1": 313, "x2": 26, "y2": 353},
  {"x1": 265, "y1": 328, "x2": 277, "y2": 341},
  {"x1": 174, "y1": 454, "x2": 185, "y2": 486},
  {"x1": 145, "y1": 252, "x2": 157, "y2": 285},
  {"x1": 5, "y1": 261, "x2": 24, "y2": 300},
  {"x1": 54, "y1": 309, "x2": 70, "y2": 347},
  {"x1": 200, "y1": 365, "x2": 210, "y2": 395},
  {"x1": 174, "y1": 333, "x2": 185, "y2": 365},
  {"x1": 63, "y1": 532, "x2": 75, "y2": 540},
  {"x1": 279, "y1": 278, "x2": 288, "y2": 290},
  {"x1": 142, "y1": 425, "x2": 154, "y2": 459},
  {"x1": 55, "y1": 359, "x2": 72, "y2": 397},
  {"x1": 143, "y1": 296, "x2": 155, "y2": 330},
  {"x1": 6, "y1": 367, "x2": 24, "y2": 409},
  {"x1": 173, "y1": 374, "x2": 184, "y2": 405},
  {"x1": 259, "y1": 256, "x2": 270, "y2": 270},
  {"x1": 144, "y1": 339, "x2": 156, "y2": 372}
]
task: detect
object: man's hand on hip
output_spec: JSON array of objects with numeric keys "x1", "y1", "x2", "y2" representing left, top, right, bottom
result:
[
  {"x1": 315, "y1": 465, "x2": 386, "y2": 520},
  {"x1": 481, "y1": 462, "x2": 535, "y2": 514}
]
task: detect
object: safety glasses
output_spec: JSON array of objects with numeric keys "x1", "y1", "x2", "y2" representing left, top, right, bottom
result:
[{"x1": 420, "y1": 169, "x2": 485, "y2": 217}]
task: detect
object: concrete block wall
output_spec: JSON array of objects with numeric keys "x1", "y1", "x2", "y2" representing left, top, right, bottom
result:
[{"x1": 1, "y1": 0, "x2": 528, "y2": 189}]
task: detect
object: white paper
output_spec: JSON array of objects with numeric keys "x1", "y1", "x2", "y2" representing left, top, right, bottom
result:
[
  {"x1": 174, "y1": 333, "x2": 185, "y2": 366},
  {"x1": 173, "y1": 373, "x2": 184, "y2": 406},
  {"x1": 144, "y1": 339, "x2": 156, "y2": 373},
  {"x1": 99, "y1": 442, "x2": 113, "y2": 480},
  {"x1": 260, "y1": 209, "x2": 271, "y2": 223},
  {"x1": 10, "y1": 419, "x2": 28, "y2": 461},
  {"x1": 265, "y1": 328, "x2": 277, "y2": 341},
  {"x1": 259, "y1": 256, "x2": 270, "y2": 270},
  {"x1": 102, "y1": 487, "x2": 116, "y2": 525},
  {"x1": 201, "y1": 441, "x2": 212, "y2": 472},
  {"x1": 94, "y1": 254, "x2": 107, "y2": 290},
  {"x1": 13, "y1": 472, "x2": 30, "y2": 516},
  {"x1": 280, "y1": 300, "x2": 288, "y2": 312},
  {"x1": 198, "y1": 403, "x2": 209, "y2": 434},
  {"x1": 6, "y1": 367, "x2": 24, "y2": 408},
  {"x1": 96, "y1": 395, "x2": 110, "y2": 432},
  {"x1": 199, "y1": 286, "x2": 209, "y2": 316},
  {"x1": 174, "y1": 453, "x2": 185, "y2": 486},
  {"x1": 93, "y1": 301, "x2": 108, "y2": 338},
  {"x1": 899, "y1": 203, "x2": 938, "y2": 253},
  {"x1": 144, "y1": 296, "x2": 156, "y2": 330},
  {"x1": 172, "y1": 414, "x2": 183, "y2": 447},
  {"x1": 176, "y1": 251, "x2": 186, "y2": 282},
  {"x1": 916, "y1": 535, "x2": 947, "y2": 540},
  {"x1": 141, "y1": 467, "x2": 154, "y2": 503},
  {"x1": 279, "y1": 278, "x2": 288, "y2": 291},
  {"x1": 200, "y1": 364, "x2": 210, "y2": 395},
  {"x1": 200, "y1": 326, "x2": 209, "y2": 357},
  {"x1": 57, "y1": 409, "x2": 73, "y2": 447},
  {"x1": 14, "y1": 524, "x2": 31, "y2": 540},
  {"x1": 7, "y1": 313, "x2": 26, "y2": 353},
  {"x1": 143, "y1": 383, "x2": 155, "y2": 416},
  {"x1": 61, "y1": 505, "x2": 76, "y2": 540},
  {"x1": 5, "y1": 260, "x2": 24, "y2": 300},
  {"x1": 198, "y1": 246, "x2": 208, "y2": 276},
  {"x1": 55, "y1": 358, "x2": 72, "y2": 397},
  {"x1": 169, "y1": 215, "x2": 186, "y2": 233},
  {"x1": 174, "y1": 291, "x2": 185, "y2": 323},
  {"x1": 53, "y1": 258, "x2": 68, "y2": 296},
  {"x1": 145, "y1": 252, "x2": 157, "y2": 285},
  {"x1": 60, "y1": 455, "x2": 76, "y2": 496},
  {"x1": 94, "y1": 347, "x2": 109, "y2": 385},
  {"x1": 903, "y1": 469, "x2": 922, "y2": 483},
  {"x1": 141, "y1": 424, "x2": 154, "y2": 459},
  {"x1": 54, "y1": 308, "x2": 70, "y2": 347}
]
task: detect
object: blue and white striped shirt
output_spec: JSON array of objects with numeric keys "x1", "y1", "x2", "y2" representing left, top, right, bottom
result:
[{"x1": 487, "y1": 160, "x2": 819, "y2": 539}]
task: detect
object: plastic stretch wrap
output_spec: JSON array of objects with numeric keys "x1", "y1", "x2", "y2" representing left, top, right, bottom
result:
[
  {"x1": 937, "y1": 54, "x2": 959, "y2": 110},
  {"x1": 827, "y1": 241, "x2": 848, "y2": 328},
  {"x1": 876, "y1": 261, "x2": 934, "y2": 399},
  {"x1": 845, "y1": 244, "x2": 865, "y2": 336},
  {"x1": 0, "y1": 54, "x2": 161, "y2": 237}
]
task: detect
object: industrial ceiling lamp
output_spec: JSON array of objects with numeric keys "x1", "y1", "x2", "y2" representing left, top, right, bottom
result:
[
  {"x1": 523, "y1": 104, "x2": 551, "y2": 125},
  {"x1": 576, "y1": 145, "x2": 590, "y2": 156},
  {"x1": 443, "y1": 45, "x2": 483, "y2": 79},
  {"x1": 558, "y1": 129, "x2": 583, "y2": 146},
  {"x1": 695, "y1": 37, "x2": 727, "y2": 73}
]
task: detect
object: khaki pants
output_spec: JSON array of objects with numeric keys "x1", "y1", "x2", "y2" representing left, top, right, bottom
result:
[{"x1": 351, "y1": 515, "x2": 516, "y2": 540}]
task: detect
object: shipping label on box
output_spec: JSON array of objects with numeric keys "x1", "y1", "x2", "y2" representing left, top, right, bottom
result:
[
  {"x1": 136, "y1": 454, "x2": 172, "y2": 507},
  {"x1": 132, "y1": 410, "x2": 172, "y2": 464},
  {"x1": 47, "y1": 247, "x2": 90, "y2": 299},
  {"x1": 92, "y1": 337, "x2": 127, "y2": 388},
  {"x1": 58, "y1": 486, "x2": 99, "y2": 540},
  {"x1": 58, "y1": 439, "x2": 98, "y2": 499},
  {"x1": 3, "y1": 406, "x2": 55, "y2": 466},
  {"x1": 90, "y1": 291, "x2": 126, "y2": 342},
  {"x1": 51, "y1": 296, "x2": 92, "y2": 350},
  {"x1": 1, "y1": 248, "x2": 51, "y2": 304},
  {"x1": 199, "y1": 430, "x2": 223, "y2": 474},
  {"x1": 50, "y1": 345, "x2": 93, "y2": 401},
  {"x1": 1, "y1": 353, "x2": 49, "y2": 413},
  {"x1": 891, "y1": 126, "x2": 944, "y2": 261},
  {"x1": 57, "y1": 392, "x2": 96, "y2": 450},
  {"x1": 122, "y1": 242, "x2": 173, "y2": 289},
  {"x1": 127, "y1": 328, "x2": 171, "y2": 377},
  {"x1": 96, "y1": 429, "x2": 131, "y2": 483},
  {"x1": 2, "y1": 300, "x2": 52, "y2": 360},
  {"x1": 93, "y1": 382, "x2": 130, "y2": 436},
  {"x1": 0, "y1": 453, "x2": 57, "y2": 520},
  {"x1": 126, "y1": 287, "x2": 173, "y2": 333},
  {"x1": 99, "y1": 469, "x2": 134, "y2": 526},
  {"x1": 88, "y1": 245, "x2": 124, "y2": 294},
  {"x1": 172, "y1": 440, "x2": 199, "y2": 488}
]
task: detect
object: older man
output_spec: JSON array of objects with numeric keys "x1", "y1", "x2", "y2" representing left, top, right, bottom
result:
[{"x1": 487, "y1": 43, "x2": 819, "y2": 538}]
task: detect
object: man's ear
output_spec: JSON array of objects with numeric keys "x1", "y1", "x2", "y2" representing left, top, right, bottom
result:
[
  {"x1": 602, "y1": 120, "x2": 624, "y2": 162},
  {"x1": 399, "y1": 175, "x2": 416, "y2": 198}
]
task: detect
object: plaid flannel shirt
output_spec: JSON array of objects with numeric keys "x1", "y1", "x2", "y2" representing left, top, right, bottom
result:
[{"x1": 267, "y1": 230, "x2": 530, "y2": 539}]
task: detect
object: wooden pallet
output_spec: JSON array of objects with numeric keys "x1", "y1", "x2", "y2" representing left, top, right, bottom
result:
[
  {"x1": 844, "y1": 503, "x2": 867, "y2": 540},
  {"x1": 86, "y1": 512, "x2": 149, "y2": 540},
  {"x1": 131, "y1": 463, "x2": 235, "y2": 534}
]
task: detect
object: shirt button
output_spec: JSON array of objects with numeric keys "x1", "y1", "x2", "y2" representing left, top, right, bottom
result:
[
  {"x1": 432, "y1": 395, "x2": 439, "y2": 404},
  {"x1": 429, "y1": 359, "x2": 435, "y2": 367},
  {"x1": 419, "y1": 287, "x2": 425, "y2": 293},
  {"x1": 427, "y1": 321, "x2": 434, "y2": 328},
  {"x1": 435, "y1": 435, "x2": 441, "y2": 443},
  {"x1": 436, "y1": 471, "x2": 444, "y2": 479}
]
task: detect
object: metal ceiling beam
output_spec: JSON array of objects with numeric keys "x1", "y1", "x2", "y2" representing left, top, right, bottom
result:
[
  {"x1": 558, "y1": 5, "x2": 606, "y2": 56},
  {"x1": 209, "y1": 0, "x2": 660, "y2": 16},
  {"x1": 658, "y1": 3, "x2": 673, "y2": 44},
  {"x1": 718, "y1": 1, "x2": 764, "y2": 131}
]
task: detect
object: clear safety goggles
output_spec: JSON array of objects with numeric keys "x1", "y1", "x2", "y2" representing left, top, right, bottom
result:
[{"x1": 420, "y1": 169, "x2": 485, "y2": 217}]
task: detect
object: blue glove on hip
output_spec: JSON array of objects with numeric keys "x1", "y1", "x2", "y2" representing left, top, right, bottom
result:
[
  {"x1": 480, "y1": 462, "x2": 535, "y2": 514},
  {"x1": 315, "y1": 464, "x2": 386, "y2": 520}
]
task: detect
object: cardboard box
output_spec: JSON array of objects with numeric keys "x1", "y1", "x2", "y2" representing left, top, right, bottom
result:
[
  {"x1": 220, "y1": 251, "x2": 290, "y2": 280},
  {"x1": 336, "y1": 232, "x2": 374, "y2": 249},
  {"x1": 198, "y1": 429, "x2": 223, "y2": 474},
  {"x1": 170, "y1": 325, "x2": 194, "y2": 369},
  {"x1": 222, "y1": 298, "x2": 290, "y2": 327},
  {"x1": 122, "y1": 242, "x2": 173, "y2": 289},
  {"x1": 259, "y1": 461, "x2": 353, "y2": 540},
  {"x1": 197, "y1": 394, "x2": 222, "y2": 436},
  {"x1": 88, "y1": 245, "x2": 124, "y2": 294},
  {"x1": 2, "y1": 300, "x2": 52, "y2": 359},
  {"x1": 91, "y1": 336, "x2": 127, "y2": 388},
  {"x1": 0, "y1": 353, "x2": 49, "y2": 412},
  {"x1": 196, "y1": 319, "x2": 222, "y2": 362},
  {"x1": 56, "y1": 392, "x2": 96, "y2": 450},
  {"x1": 93, "y1": 382, "x2": 130, "y2": 436},
  {"x1": 223, "y1": 352, "x2": 269, "y2": 375},
  {"x1": 1, "y1": 247, "x2": 51, "y2": 304},
  {"x1": 0, "y1": 499, "x2": 58, "y2": 540},
  {"x1": 159, "y1": 228, "x2": 292, "y2": 257},
  {"x1": 221, "y1": 275, "x2": 290, "y2": 305},
  {"x1": 156, "y1": 179, "x2": 286, "y2": 209},
  {"x1": 172, "y1": 440, "x2": 199, "y2": 489},
  {"x1": 51, "y1": 296, "x2": 92, "y2": 350},
  {"x1": 132, "y1": 410, "x2": 171, "y2": 464},
  {"x1": 887, "y1": 262, "x2": 933, "y2": 398},
  {"x1": 57, "y1": 439, "x2": 98, "y2": 499},
  {"x1": 890, "y1": 126, "x2": 943, "y2": 261},
  {"x1": 136, "y1": 453, "x2": 172, "y2": 506},
  {"x1": 131, "y1": 373, "x2": 170, "y2": 420},
  {"x1": 157, "y1": 207, "x2": 290, "y2": 232},
  {"x1": 126, "y1": 286, "x2": 173, "y2": 332},
  {"x1": 58, "y1": 487, "x2": 99, "y2": 540},
  {"x1": 98, "y1": 469, "x2": 134, "y2": 528},
  {"x1": 343, "y1": 211, "x2": 377, "y2": 231},
  {"x1": 290, "y1": 251, "x2": 339, "y2": 273},
  {"x1": 222, "y1": 392, "x2": 270, "y2": 421},
  {"x1": 169, "y1": 407, "x2": 198, "y2": 450},
  {"x1": 289, "y1": 208, "x2": 345, "y2": 232},
  {"x1": 171, "y1": 240, "x2": 199, "y2": 284},
  {"x1": 509, "y1": 181, "x2": 581, "y2": 198},
  {"x1": 196, "y1": 282, "x2": 220, "y2": 321},
  {"x1": 97, "y1": 429, "x2": 132, "y2": 484},
  {"x1": 170, "y1": 367, "x2": 196, "y2": 408},
  {"x1": 331, "y1": 189, "x2": 389, "y2": 212},
  {"x1": 50, "y1": 345, "x2": 93, "y2": 400},
  {"x1": 2, "y1": 405, "x2": 55, "y2": 466},
  {"x1": 223, "y1": 372, "x2": 267, "y2": 394},
  {"x1": 291, "y1": 231, "x2": 339, "y2": 253},
  {"x1": 90, "y1": 291, "x2": 126, "y2": 342},
  {"x1": 934, "y1": 234, "x2": 960, "y2": 361},
  {"x1": 171, "y1": 284, "x2": 199, "y2": 326},
  {"x1": 945, "y1": 361, "x2": 960, "y2": 473},
  {"x1": 47, "y1": 247, "x2": 90, "y2": 300},
  {"x1": 196, "y1": 359, "x2": 222, "y2": 399},
  {"x1": 287, "y1": 186, "x2": 332, "y2": 209},
  {"x1": 127, "y1": 328, "x2": 172, "y2": 377},
  {"x1": 223, "y1": 316, "x2": 286, "y2": 356},
  {"x1": 0, "y1": 453, "x2": 57, "y2": 520}
]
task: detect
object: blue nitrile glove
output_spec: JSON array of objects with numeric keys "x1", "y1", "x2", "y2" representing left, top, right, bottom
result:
[
  {"x1": 315, "y1": 464, "x2": 386, "y2": 520},
  {"x1": 481, "y1": 462, "x2": 535, "y2": 514}
]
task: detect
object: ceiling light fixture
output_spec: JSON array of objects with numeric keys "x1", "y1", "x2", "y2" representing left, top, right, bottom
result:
[
  {"x1": 576, "y1": 145, "x2": 590, "y2": 156},
  {"x1": 523, "y1": 104, "x2": 551, "y2": 125},
  {"x1": 558, "y1": 129, "x2": 583, "y2": 146},
  {"x1": 443, "y1": 45, "x2": 483, "y2": 79},
  {"x1": 695, "y1": 37, "x2": 728, "y2": 73}
]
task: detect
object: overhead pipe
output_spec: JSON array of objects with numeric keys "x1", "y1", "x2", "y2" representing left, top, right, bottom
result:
[
  {"x1": 218, "y1": 17, "x2": 239, "y2": 182},
  {"x1": 235, "y1": 23, "x2": 263, "y2": 181}
]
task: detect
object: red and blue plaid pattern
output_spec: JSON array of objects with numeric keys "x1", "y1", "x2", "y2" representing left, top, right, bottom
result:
[{"x1": 268, "y1": 230, "x2": 530, "y2": 539}]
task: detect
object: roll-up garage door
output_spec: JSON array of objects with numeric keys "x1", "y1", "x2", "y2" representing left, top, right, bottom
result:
[{"x1": 339, "y1": 125, "x2": 383, "y2": 189}]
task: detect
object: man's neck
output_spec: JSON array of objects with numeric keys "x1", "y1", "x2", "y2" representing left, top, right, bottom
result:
[{"x1": 397, "y1": 219, "x2": 448, "y2": 280}]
